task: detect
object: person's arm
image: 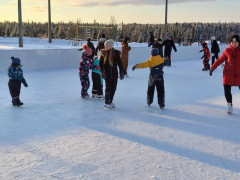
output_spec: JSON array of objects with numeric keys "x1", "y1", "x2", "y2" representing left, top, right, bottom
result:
[
  {"x1": 211, "y1": 50, "x2": 227, "y2": 70},
  {"x1": 135, "y1": 58, "x2": 151, "y2": 69},
  {"x1": 171, "y1": 40, "x2": 177, "y2": 52},
  {"x1": 95, "y1": 42, "x2": 99, "y2": 55}
]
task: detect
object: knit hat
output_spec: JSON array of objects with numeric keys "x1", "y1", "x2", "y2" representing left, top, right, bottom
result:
[
  {"x1": 85, "y1": 47, "x2": 92, "y2": 56},
  {"x1": 104, "y1": 39, "x2": 114, "y2": 48},
  {"x1": 231, "y1": 35, "x2": 240, "y2": 43},
  {"x1": 11, "y1": 56, "x2": 21, "y2": 65},
  {"x1": 151, "y1": 48, "x2": 159, "y2": 56},
  {"x1": 211, "y1": 36, "x2": 216, "y2": 40},
  {"x1": 82, "y1": 44, "x2": 88, "y2": 50},
  {"x1": 157, "y1": 38, "x2": 162, "y2": 41}
]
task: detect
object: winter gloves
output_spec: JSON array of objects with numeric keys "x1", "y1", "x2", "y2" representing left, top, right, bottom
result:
[
  {"x1": 132, "y1": 65, "x2": 136, "y2": 71},
  {"x1": 21, "y1": 78, "x2": 28, "y2": 87},
  {"x1": 209, "y1": 68, "x2": 214, "y2": 76}
]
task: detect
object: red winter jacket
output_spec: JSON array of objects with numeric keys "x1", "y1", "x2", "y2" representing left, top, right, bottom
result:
[{"x1": 211, "y1": 45, "x2": 240, "y2": 86}]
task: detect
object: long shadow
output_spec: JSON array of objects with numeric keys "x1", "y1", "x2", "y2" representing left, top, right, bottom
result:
[
  {"x1": 1, "y1": 95, "x2": 240, "y2": 173},
  {"x1": 84, "y1": 123, "x2": 240, "y2": 173},
  {"x1": 122, "y1": 105, "x2": 240, "y2": 145}
]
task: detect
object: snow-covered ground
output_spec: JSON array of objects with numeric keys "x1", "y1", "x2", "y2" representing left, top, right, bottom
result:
[{"x1": 0, "y1": 37, "x2": 240, "y2": 180}]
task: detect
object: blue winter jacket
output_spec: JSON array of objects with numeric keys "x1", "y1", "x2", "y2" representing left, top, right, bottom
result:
[{"x1": 8, "y1": 65, "x2": 24, "y2": 80}]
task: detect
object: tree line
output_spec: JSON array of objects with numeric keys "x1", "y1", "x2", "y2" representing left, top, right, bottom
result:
[{"x1": 0, "y1": 21, "x2": 239, "y2": 44}]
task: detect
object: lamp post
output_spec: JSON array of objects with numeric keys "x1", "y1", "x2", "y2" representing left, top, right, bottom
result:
[
  {"x1": 216, "y1": 24, "x2": 219, "y2": 41},
  {"x1": 198, "y1": 25, "x2": 201, "y2": 46},
  {"x1": 164, "y1": 0, "x2": 168, "y2": 39},
  {"x1": 48, "y1": 0, "x2": 52, "y2": 43},
  {"x1": 18, "y1": 0, "x2": 23, "y2": 47}
]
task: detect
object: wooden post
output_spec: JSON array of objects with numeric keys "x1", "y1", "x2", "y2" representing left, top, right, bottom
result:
[
  {"x1": 164, "y1": 0, "x2": 168, "y2": 39},
  {"x1": 18, "y1": 0, "x2": 23, "y2": 47}
]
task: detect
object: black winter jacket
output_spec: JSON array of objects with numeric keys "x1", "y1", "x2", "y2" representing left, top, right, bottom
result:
[
  {"x1": 163, "y1": 39, "x2": 177, "y2": 55},
  {"x1": 211, "y1": 40, "x2": 220, "y2": 54},
  {"x1": 152, "y1": 42, "x2": 164, "y2": 57},
  {"x1": 99, "y1": 49, "x2": 124, "y2": 79}
]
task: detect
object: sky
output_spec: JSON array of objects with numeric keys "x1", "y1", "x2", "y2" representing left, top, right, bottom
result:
[{"x1": 0, "y1": 0, "x2": 239, "y2": 24}]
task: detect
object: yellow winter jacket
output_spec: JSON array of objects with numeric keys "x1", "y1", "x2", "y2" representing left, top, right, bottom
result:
[{"x1": 135, "y1": 55, "x2": 164, "y2": 69}]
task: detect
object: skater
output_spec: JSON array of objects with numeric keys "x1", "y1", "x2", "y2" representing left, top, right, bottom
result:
[
  {"x1": 152, "y1": 37, "x2": 164, "y2": 57},
  {"x1": 148, "y1": 32, "x2": 154, "y2": 47},
  {"x1": 210, "y1": 36, "x2": 220, "y2": 65},
  {"x1": 95, "y1": 34, "x2": 106, "y2": 56},
  {"x1": 99, "y1": 39, "x2": 124, "y2": 110},
  {"x1": 91, "y1": 55, "x2": 104, "y2": 99},
  {"x1": 79, "y1": 44, "x2": 92, "y2": 99},
  {"x1": 87, "y1": 38, "x2": 95, "y2": 60},
  {"x1": 199, "y1": 42, "x2": 210, "y2": 71},
  {"x1": 162, "y1": 35, "x2": 177, "y2": 66},
  {"x1": 121, "y1": 36, "x2": 131, "y2": 77},
  {"x1": 132, "y1": 48, "x2": 166, "y2": 109},
  {"x1": 7, "y1": 56, "x2": 28, "y2": 106},
  {"x1": 209, "y1": 35, "x2": 240, "y2": 114}
]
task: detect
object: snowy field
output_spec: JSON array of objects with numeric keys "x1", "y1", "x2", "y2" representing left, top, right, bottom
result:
[{"x1": 0, "y1": 38, "x2": 240, "y2": 180}]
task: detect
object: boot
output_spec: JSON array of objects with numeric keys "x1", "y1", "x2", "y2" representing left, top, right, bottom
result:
[
  {"x1": 227, "y1": 103, "x2": 233, "y2": 114},
  {"x1": 111, "y1": 103, "x2": 115, "y2": 108},
  {"x1": 104, "y1": 104, "x2": 112, "y2": 110}
]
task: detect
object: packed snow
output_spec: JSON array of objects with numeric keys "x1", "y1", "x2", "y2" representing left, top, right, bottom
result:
[{"x1": 0, "y1": 37, "x2": 240, "y2": 180}]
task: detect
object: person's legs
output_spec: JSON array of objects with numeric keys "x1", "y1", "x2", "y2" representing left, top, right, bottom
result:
[
  {"x1": 156, "y1": 76, "x2": 165, "y2": 108},
  {"x1": 80, "y1": 75, "x2": 89, "y2": 98},
  {"x1": 147, "y1": 75, "x2": 155, "y2": 105},
  {"x1": 105, "y1": 78, "x2": 112, "y2": 104},
  {"x1": 224, "y1": 85, "x2": 232, "y2": 103},
  {"x1": 224, "y1": 84, "x2": 233, "y2": 113},
  {"x1": 8, "y1": 80, "x2": 22, "y2": 105},
  {"x1": 92, "y1": 72, "x2": 98, "y2": 97},
  {"x1": 109, "y1": 78, "x2": 118, "y2": 104},
  {"x1": 212, "y1": 56, "x2": 215, "y2": 65}
]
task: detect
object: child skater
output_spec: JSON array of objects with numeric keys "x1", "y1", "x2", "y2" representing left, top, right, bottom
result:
[
  {"x1": 210, "y1": 35, "x2": 240, "y2": 114},
  {"x1": 79, "y1": 44, "x2": 92, "y2": 99},
  {"x1": 91, "y1": 55, "x2": 104, "y2": 99},
  {"x1": 7, "y1": 56, "x2": 28, "y2": 106},
  {"x1": 199, "y1": 42, "x2": 210, "y2": 71},
  {"x1": 121, "y1": 37, "x2": 131, "y2": 77},
  {"x1": 132, "y1": 48, "x2": 166, "y2": 109}
]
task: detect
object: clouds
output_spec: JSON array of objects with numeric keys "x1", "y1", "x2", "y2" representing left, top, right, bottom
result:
[
  {"x1": 4, "y1": 0, "x2": 216, "y2": 11},
  {"x1": 50, "y1": 0, "x2": 216, "y2": 7}
]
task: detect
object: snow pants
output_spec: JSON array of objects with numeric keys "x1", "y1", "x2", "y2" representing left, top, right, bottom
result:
[
  {"x1": 211, "y1": 53, "x2": 219, "y2": 65},
  {"x1": 79, "y1": 74, "x2": 90, "y2": 98},
  {"x1": 105, "y1": 78, "x2": 117, "y2": 105},
  {"x1": 92, "y1": 72, "x2": 103, "y2": 96},
  {"x1": 164, "y1": 51, "x2": 172, "y2": 66},
  {"x1": 203, "y1": 58, "x2": 210, "y2": 70},
  {"x1": 8, "y1": 79, "x2": 22, "y2": 105},
  {"x1": 147, "y1": 75, "x2": 165, "y2": 107},
  {"x1": 224, "y1": 85, "x2": 240, "y2": 104}
]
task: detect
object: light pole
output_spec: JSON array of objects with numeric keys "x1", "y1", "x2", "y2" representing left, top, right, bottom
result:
[
  {"x1": 48, "y1": 0, "x2": 52, "y2": 43},
  {"x1": 216, "y1": 24, "x2": 219, "y2": 41},
  {"x1": 198, "y1": 25, "x2": 201, "y2": 45},
  {"x1": 164, "y1": 0, "x2": 168, "y2": 39},
  {"x1": 18, "y1": 0, "x2": 23, "y2": 47}
]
